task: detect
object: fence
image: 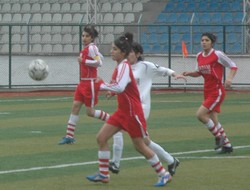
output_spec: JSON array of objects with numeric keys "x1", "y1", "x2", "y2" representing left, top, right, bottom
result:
[{"x1": 0, "y1": 23, "x2": 250, "y2": 89}]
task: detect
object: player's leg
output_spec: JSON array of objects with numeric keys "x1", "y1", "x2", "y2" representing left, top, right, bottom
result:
[
  {"x1": 86, "y1": 123, "x2": 121, "y2": 183},
  {"x1": 58, "y1": 100, "x2": 82, "y2": 145},
  {"x1": 144, "y1": 137, "x2": 179, "y2": 176},
  {"x1": 109, "y1": 131, "x2": 123, "y2": 174},
  {"x1": 196, "y1": 105, "x2": 224, "y2": 149},
  {"x1": 210, "y1": 112, "x2": 233, "y2": 153},
  {"x1": 132, "y1": 137, "x2": 172, "y2": 187},
  {"x1": 86, "y1": 106, "x2": 110, "y2": 121}
]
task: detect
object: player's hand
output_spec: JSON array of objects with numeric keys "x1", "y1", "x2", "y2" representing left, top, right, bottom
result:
[
  {"x1": 174, "y1": 74, "x2": 187, "y2": 82},
  {"x1": 106, "y1": 91, "x2": 115, "y2": 99},
  {"x1": 224, "y1": 79, "x2": 232, "y2": 88},
  {"x1": 77, "y1": 57, "x2": 82, "y2": 64}
]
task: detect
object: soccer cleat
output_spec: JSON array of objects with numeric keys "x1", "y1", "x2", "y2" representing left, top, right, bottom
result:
[
  {"x1": 58, "y1": 137, "x2": 76, "y2": 145},
  {"x1": 214, "y1": 136, "x2": 225, "y2": 150},
  {"x1": 86, "y1": 173, "x2": 110, "y2": 183},
  {"x1": 216, "y1": 146, "x2": 233, "y2": 154},
  {"x1": 168, "y1": 157, "x2": 180, "y2": 176},
  {"x1": 154, "y1": 172, "x2": 172, "y2": 187},
  {"x1": 109, "y1": 161, "x2": 120, "y2": 174}
]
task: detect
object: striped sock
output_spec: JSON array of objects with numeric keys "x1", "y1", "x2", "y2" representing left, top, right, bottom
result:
[
  {"x1": 98, "y1": 151, "x2": 110, "y2": 177},
  {"x1": 94, "y1": 110, "x2": 110, "y2": 121},
  {"x1": 65, "y1": 114, "x2": 79, "y2": 138},
  {"x1": 148, "y1": 154, "x2": 166, "y2": 177},
  {"x1": 205, "y1": 119, "x2": 221, "y2": 138},
  {"x1": 217, "y1": 123, "x2": 232, "y2": 147}
]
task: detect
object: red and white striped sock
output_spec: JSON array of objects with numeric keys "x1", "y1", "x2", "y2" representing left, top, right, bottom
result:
[
  {"x1": 94, "y1": 110, "x2": 110, "y2": 121},
  {"x1": 217, "y1": 123, "x2": 231, "y2": 147},
  {"x1": 147, "y1": 154, "x2": 166, "y2": 177},
  {"x1": 98, "y1": 151, "x2": 110, "y2": 177},
  {"x1": 205, "y1": 119, "x2": 221, "y2": 138},
  {"x1": 65, "y1": 114, "x2": 79, "y2": 138}
]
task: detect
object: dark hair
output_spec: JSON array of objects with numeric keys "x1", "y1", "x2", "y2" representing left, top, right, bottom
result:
[
  {"x1": 201, "y1": 32, "x2": 217, "y2": 44},
  {"x1": 83, "y1": 25, "x2": 98, "y2": 40},
  {"x1": 114, "y1": 32, "x2": 133, "y2": 56},
  {"x1": 131, "y1": 42, "x2": 144, "y2": 61}
]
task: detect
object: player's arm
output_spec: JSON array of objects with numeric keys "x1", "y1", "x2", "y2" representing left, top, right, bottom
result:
[
  {"x1": 182, "y1": 71, "x2": 201, "y2": 77},
  {"x1": 216, "y1": 51, "x2": 238, "y2": 88},
  {"x1": 100, "y1": 63, "x2": 131, "y2": 93},
  {"x1": 85, "y1": 45, "x2": 103, "y2": 67}
]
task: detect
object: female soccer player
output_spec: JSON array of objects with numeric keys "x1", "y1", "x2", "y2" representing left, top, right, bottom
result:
[
  {"x1": 182, "y1": 32, "x2": 237, "y2": 153},
  {"x1": 109, "y1": 42, "x2": 186, "y2": 176},
  {"x1": 59, "y1": 25, "x2": 109, "y2": 145},
  {"x1": 86, "y1": 33, "x2": 172, "y2": 187}
]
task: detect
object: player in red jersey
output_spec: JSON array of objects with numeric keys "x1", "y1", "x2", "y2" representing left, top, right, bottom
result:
[
  {"x1": 86, "y1": 33, "x2": 172, "y2": 187},
  {"x1": 59, "y1": 25, "x2": 109, "y2": 145},
  {"x1": 183, "y1": 33, "x2": 238, "y2": 153}
]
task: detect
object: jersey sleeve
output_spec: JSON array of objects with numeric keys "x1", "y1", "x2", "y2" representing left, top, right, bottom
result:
[
  {"x1": 146, "y1": 61, "x2": 175, "y2": 77},
  {"x1": 215, "y1": 50, "x2": 238, "y2": 70},
  {"x1": 100, "y1": 62, "x2": 131, "y2": 93},
  {"x1": 85, "y1": 44, "x2": 103, "y2": 67}
]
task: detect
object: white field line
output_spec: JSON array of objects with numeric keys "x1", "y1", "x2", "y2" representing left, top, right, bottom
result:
[
  {"x1": 0, "y1": 145, "x2": 249, "y2": 175},
  {"x1": 0, "y1": 97, "x2": 71, "y2": 103}
]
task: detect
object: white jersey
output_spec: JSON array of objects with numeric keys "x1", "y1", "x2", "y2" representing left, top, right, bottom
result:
[{"x1": 131, "y1": 61, "x2": 174, "y2": 119}]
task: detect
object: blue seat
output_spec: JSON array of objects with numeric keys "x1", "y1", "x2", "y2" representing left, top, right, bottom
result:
[
  {"x1": 156, "y1": 13, "x2": 167, "y2": 23},
  {"x1": 158, "y1": 26, "x2": 169, "y2": 33},
  {"x1": 226, "y1": 33, "x2": 238, "y2": 44},
  {"x1": 159, "y1": 33, "x2": 169, "y2": 44},
  {"x1": 175, "y1": 2, "x2": 186, "y2": 12},
  {"x1": 151, "y1": 44, "x2": 162, "y2": 53},
  {"x1": 223, "y1": 12, "x2": 233, "y2": 23},
  {"x1": 164, "y1": 2, "x2": 175, "y2": 12},
  {"x1": 142, "y1": 44, "x2": 151, "y2": 53},
  {"x1": 171, "y1": 33, "x2": 181, "y2": 44},
  {"x1": 211, "y1": 13, "x2": 222, "y2": 24},
  {"x1": 140, "y1": 33, "x2": 148, "y2": 44},
  {"x1": 178, "y1": 13, "x2": 191, "y2": 23},
  {"x1": 186, "y1": 2, "x2": 195, "y2": 12},
  {"x1": 220, "y1": 2, "x2": 230, "y2": 12},
  {"x1": 167, "y1": 13, "x2": 178, "y2": 23},
  {"x1": 148, "y1": 33, "x2": 158, "y2": 44},
  {"x1": 231, "y1": 2, "x2": 242, "y2": 12},
  {"x1": 233, "y1": 12, "x2": 243, "y2": 23}
]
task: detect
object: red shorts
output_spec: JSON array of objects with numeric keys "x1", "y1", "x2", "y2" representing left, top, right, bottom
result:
[
  {"x1": 107, "y1": 109, "x2": 148, "y2": 138},
  {"x1": 74, "y1": 80, "x2": 99, "y2": 107},
  {"x1": 203, "y1": 87, "x2": 225, "y2": 113}
]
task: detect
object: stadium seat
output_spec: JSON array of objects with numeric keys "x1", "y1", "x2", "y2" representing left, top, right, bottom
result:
[
  {"x1": 11, "y1": 3, "x2": 21, "y2": 13},
  {"x1": 12, "y1": 44, "x2": 22, "y2": 53},
  {"x1": 42, "y1": 34, "x2": 52, "y2": 43},
  {"x1": 164, "y1": 3, "x2": 175, "y2": 12},
  {"x1": 123, "y1": 2, "x2": 133, "y2": 12},
  {"x1": 142, "y1": 44, "x2": 151, "y2": 54},
  {"x1": 53, "y1": 44, "x2": 63, "y2": 53},
  {"x1": 52, "y1": 13, "x2": 62, "y2": 23},
  {"x1": 124, "y1": 13, "x2": 135, "y2": 23},
  {"x1": 1, "y1": 3, "x2": 11, "y2": 13},
  {"x1": 72, "y1": 13, "x2": 83, "y2": 23},
  {"x1": 2, "y1": 14, "x2": 12, "y2": 23},
  {"x1": 31, "y1": 44, "x2": 42, "y2": 53},
  {"x1": 101, "y1": 2, "x2": 112, "y2": 12},
  {"x1": 51, "y1": 3, "x2": 61, "y2": 13},
  {"x1": 22, "y1": 13, "x2": 31, "y2": 23},
  {"x1": 223, "y1": 12, "x2": 233, "y2": 24},
  {"x1": 103, "y1": 26, "x2": 114, "y2": 34},
  {"x1": 112, "y1": 2, "x2": 122, "y2": 12},
  {"x1": 148, "y1": 33, "x2": 158, "y2": 44},
  {"x1": 63, "y1": 44, "x2": 74, "y2": 53},
  {"x1": 159, "y1": 33, "x2": 168, "y2": 44},
  {"x1": 52, "y1": 34, "x2": 62, "y2": 44},
  {"x1": 31, "y1": 13, "x2": 42, "y2": 23},
  {"x1": 156, "y1": 13, "x2": 167, "y2": 23},
  {"x1": 103, "y1": 13, "x2": 113, "y2": 23},
  {"x1": 20, "y1": 3, "x2": 31, "y2": 13},
  {"x1": 114, "y1": 26, "x2": 124, "y2": 34},
  {"x1": 72, "y1": 34, "x2": 79, "y2": 44},
  {"x1": 42, "y1": 44, "x2": 53, "y2": 53},
  {"x1": 12, "y1": 34, "x2": 21, "y2": 43},
  {"x1": 62, "y1": 14, "x2": 72, "y2": 23},
  {"x1": 151, "y1": 44, "x2": 162, "y2": 53},
  {"x1": 31, "y1": 3, "x2": 40, "y2": 13},
  {"x1": 114, "y1": 13, "x2": 124, "y2": 23},
  {"x1": 103, "y1": 33, "x2": 114, "y2": 44},
  {"x1": 133, "y1": 2, "x2": 143, "y2": 12},
  {"x1": 31, "y1": 34, "x2": 42, "y2": 43},
  {"x1": 42, "y1": 13, "x2": 52, "y2": 22},
  {"x1": 71, "y1": 3, "x2": 81, "y2": 12},
  {"x1": 81, "y1": 3, "x2": 88, "y2": 12},
  {"x1": 12, "y1": 14, "x2": 22, "y2": 22},
  {"x1": 40, "y1": 3, "x2": 50, "y2": 13},
  {"x1": 62, "y1": 34, "x2": 72, "y2": 44},
  {"x1": 175, "y1": 2, "x2": 186, "y2": 12},
  {"x1": 61, "y1": 3, "x2": 71, "y2": 13}
]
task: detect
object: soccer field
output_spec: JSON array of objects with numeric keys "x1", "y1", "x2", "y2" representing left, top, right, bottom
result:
[{"x1": 0, "y1": 91, "x2": 250, "y2": 190}]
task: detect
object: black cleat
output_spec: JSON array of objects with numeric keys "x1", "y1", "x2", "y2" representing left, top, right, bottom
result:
[
  {"x1": 214, "y1": 136, "x2": 225, "y2": 150},
  {"x1": 168, "y1": 157, "x2": 180, "y2": 176},
  {"x1": 109, "y1": 161, "x2": 120, "y2": 174},
  {"x1": 217, "y1": 146, "x2": 233, "y2": 154}
]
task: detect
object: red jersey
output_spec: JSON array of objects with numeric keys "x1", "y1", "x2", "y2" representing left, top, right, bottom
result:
[
  {"x1": 79, "y1": 43, "x2": 101, "y2": 79},
  {"x1": 196, "y1": 49, "x2": 237, "y2": 93}
]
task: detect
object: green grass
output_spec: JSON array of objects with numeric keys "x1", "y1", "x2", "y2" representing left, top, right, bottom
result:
[{"x1": 0, "y1": 92, "x2": 250, "y2": 190}]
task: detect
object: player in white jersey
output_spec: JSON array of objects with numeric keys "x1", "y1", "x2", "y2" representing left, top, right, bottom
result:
[{"x1": 109, "y1": 42, "x2": 186, "y2": 176}]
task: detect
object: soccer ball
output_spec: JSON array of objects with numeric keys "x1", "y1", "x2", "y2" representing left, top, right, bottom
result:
[{"x1": 28, "y1": 59, "x2": 49, "y2": 81}]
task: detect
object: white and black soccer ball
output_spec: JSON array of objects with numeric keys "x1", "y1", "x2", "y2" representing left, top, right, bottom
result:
[{"x1": 28, "y1": 59, "x2": 49, "y2": 81}]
